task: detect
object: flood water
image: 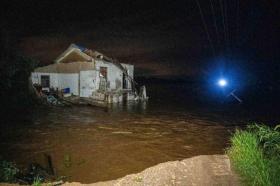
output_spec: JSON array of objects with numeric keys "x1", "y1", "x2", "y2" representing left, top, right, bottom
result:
[{"x1": 1, "y1": 82, "x2": 274, "y2": 183}]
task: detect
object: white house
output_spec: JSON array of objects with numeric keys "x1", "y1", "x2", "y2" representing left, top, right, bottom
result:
[{"x1": 31, "y1": 44, "x2": 138, "y2": 103}]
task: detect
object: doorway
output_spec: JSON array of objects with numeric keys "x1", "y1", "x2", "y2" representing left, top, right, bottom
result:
[{"x1": 122, "y1": 73, "x2": 127, "y2": 89}]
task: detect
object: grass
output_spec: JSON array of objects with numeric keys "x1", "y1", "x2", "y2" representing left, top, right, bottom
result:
[
  {"x1": 227, "y1": 124, "x2": 280, "y2": 186},
  {"x1": 32, "y1": 176, "x2": 42, "y2": 186}
]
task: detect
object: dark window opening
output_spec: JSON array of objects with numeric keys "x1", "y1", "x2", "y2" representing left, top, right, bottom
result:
[
  {"x1": 41, "y1": 75, "x2": 50, "y2": 88},
  {"x1": 123, "y1": 73, "x2": 127, "y2": 89},
  {"x1": 100, "y1": 67, "x2": 107, "y2": 80}
]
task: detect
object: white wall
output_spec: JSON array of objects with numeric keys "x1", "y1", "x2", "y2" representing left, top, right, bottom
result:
[
  {"x1": 31, "y1": 72, "x2": 79, "y2": 95},
  {"x1": 80, "y1": 70, "x2": 97, "y2": 97},
  {"x1": 57, "y1": 74, "x2": 79, "y2": 95},
  {"x1": 95, "y1": 60, "x2": 123, "y2": 90},
  {"x1": 121, "y1": 63, "x2": 134, "y2": 79},
  {"x1": 108, "y1": 64, "x2": 123, "y2": 90},
  {"x1": 31, "y1": 60, "x2": 135, "y2": 98},
  {"x1": 31, "y1": 72, "x2": 59, "y2": 88},
  {"x1": 121, "y1": 63, "x2": 134, "y2": 89}
]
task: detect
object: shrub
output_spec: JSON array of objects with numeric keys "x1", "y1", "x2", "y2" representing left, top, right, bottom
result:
[
  {"x1": 248, "y1": 124, "x2": 280, "y2": 158},
  {"x1": 0, "y1": 160, "x2": 19, "y2": 182},
  {"x1": 227, "y1": 125, "x2": 280, "y2": 186}
]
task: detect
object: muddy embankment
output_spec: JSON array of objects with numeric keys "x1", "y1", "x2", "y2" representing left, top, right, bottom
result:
[{"x1": 1, "y1": 154, "x2": 239, "y2": 186}]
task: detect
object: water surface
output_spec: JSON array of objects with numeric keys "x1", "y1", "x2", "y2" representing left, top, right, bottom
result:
[{"x1": 0, "y1": 83, "x2": 250, "y2": 183}]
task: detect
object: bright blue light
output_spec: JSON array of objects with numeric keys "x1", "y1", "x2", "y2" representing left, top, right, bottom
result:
[{"x1": 218, "y1": 79, "x2": 227, "y2": 87}]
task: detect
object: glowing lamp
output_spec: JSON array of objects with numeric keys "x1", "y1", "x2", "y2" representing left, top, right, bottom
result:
[{"x1": 218, "y1": 79, "x2": 227, "y2": 87}]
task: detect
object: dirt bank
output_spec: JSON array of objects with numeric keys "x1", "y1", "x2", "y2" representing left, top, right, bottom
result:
[
  {"x1": 62, "y1": 155, "x2": 239, "y2": 186},
  {"x1": 0, "y1": 155, "x2": 239, "y2": 186}
]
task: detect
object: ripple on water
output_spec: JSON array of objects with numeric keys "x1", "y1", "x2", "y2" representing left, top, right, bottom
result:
[{"x1": 0, "y1": 106, "x2": 239, "y2": 183}]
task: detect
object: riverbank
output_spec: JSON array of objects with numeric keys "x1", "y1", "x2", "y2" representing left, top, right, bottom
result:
[
  {"x1": 0, "y1": 155, "x2": 239, "y2": 186},
  {"x1": 62, "y1": 155, "x2": 239, "y2": 186}
]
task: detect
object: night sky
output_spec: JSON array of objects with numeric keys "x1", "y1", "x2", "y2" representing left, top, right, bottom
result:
[{"x1": 1, "y1": 0, "x2": 279, "y2": 77}]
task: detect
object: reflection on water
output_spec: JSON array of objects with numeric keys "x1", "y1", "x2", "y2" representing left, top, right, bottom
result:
[{"x1": 0, "y1": 83, "x2": 247, "y2": 183}]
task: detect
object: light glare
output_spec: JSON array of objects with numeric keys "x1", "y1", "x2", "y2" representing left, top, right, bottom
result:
[{"x1": 218, "y1": 79, "x2": 227, "y2": 87}]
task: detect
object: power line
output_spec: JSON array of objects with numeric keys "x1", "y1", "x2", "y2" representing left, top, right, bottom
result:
[
  {"x1": 219, "y1": 0, "x2": 227, "y2": 55},
  {"x1": 195, "y1": 0, "x2": 216, "y2": 58},
  {"x1": 224, "y1": 0, "x2": 231, "y2": 56},
  {"x1": 209, "y1": 0, "x2": 220, "y2": 52},
  {"x1": 236, "y1": 0, "x2": 240, "y2": 49}
]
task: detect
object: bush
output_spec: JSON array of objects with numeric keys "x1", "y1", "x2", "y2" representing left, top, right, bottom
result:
[
  {"x1": 0, "y1": 160, "x2": 19, "y2": 182},
  {"x1": 227, "y1": 124, "x2": 280, "y2": 186},
  {"x1": 248, "y1": 124, "x2": 280, "y2": 158}
]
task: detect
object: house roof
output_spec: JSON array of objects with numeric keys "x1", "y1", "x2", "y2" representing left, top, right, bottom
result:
[
  {"x1": 55, "y1": 43, "x2": 132, "y2": 64},
  {"x1": 34, "y1": 62, "x2": 96, "y2": 73},
  {"x1": 55, "y1": 43, "x2": 132, "y2": 72},
  {"x1": 55, "y1": 44, "x2": 92, "y2": 63}
]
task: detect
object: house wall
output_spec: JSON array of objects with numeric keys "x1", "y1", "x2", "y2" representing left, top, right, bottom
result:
[
  {"x1": 31, "y1": 72, "x2": 58, "y2": 88},
  {"x1": 95, "y1": 60, "x2": 123, "y2": 90},
  {"x1": 31, "y1": 60, "x2": 135, "y2": 100},
  {"x1": 80, "y1": 70, "x2": 97, "y2": 97},
  {"x1": 121, "y1": 63, "x2": 134, "y2": 89},
  {"x1": 57, "y1": 74, "x2": 79, "y2": 95},
  {"x1": 121, "y1": 63, "x2": 134, "y2": 79},
  {"x1": 31, "y1": 72, "x2": 79, "y2": 95}
]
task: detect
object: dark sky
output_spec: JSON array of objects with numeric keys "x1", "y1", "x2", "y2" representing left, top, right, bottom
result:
[{"x1": 1, "y1": 0, "x2": 279, "y2": 77}]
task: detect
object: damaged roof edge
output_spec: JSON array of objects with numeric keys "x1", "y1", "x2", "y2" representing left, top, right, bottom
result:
[
  {"x1": 52, "y1": 43, "x2": 136, "y2": 83},
  {"x1": 54, "y1": 44, "x2": 91, "y2": 63}
]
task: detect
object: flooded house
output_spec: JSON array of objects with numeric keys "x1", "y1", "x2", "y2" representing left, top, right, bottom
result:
[{"x1": 31, "y1": 44, "x2": 146, "y2": 104}]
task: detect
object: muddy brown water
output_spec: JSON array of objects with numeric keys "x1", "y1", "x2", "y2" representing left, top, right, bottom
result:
[
  {"x1": 0, "y1": 83, "x2": 251, "y2": 183},
  {"x1": 0, "y1": 106, "x2": 243, "y2": 183}
]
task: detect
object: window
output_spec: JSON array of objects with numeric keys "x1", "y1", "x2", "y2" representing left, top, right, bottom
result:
[
  {"x1": 41, "y1": 75, "x2": 50, "y2": 88},
  {"x1": 100, "y1": 67, "x2": 107, "y2": 80}
]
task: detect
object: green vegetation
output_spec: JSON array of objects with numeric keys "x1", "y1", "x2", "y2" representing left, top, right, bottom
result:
[
  {"x1": 227, "y1": 124, "x2": 280, "y2": 186},
  {"x1": 0, "y1": 160, "x2": 19, "y2": 182},
  {"x1": 248, "y1": 124, "x2": 280, "y2": 158},
  {"x1": 32, "y1": 176, "x2": 42, "y2": 186},
  {"x1": 63, "y1": 154, "x2": 72, "y2": 168}
]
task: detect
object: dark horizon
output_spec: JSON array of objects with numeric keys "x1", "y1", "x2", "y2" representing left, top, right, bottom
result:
[{"x1": 1, "y1": 0, "x2": 279, "y2": 78}]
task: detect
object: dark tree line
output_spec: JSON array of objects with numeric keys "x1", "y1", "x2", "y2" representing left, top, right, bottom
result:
[{"x1": 0, "y1": 29, "x2": 38, "y2": 112}]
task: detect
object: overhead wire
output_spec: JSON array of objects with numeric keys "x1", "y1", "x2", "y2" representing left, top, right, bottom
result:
[
  {"x1": 223, "y1": 0, "x2": 231, "y2": 56},
  {"x1": 195, "y1": 0, "x2": 238, "y2": 59},
  {"x1": 219, "y1": 0, "x2": 227, "y2": 55},
  {"x1": 236, "y1": 0, "x2": 240, "y2": 50},
  {"x1": 209, "y1": 0, "x2": 220, "y2": 52},
  {"x1": 195, "y1": 0, "x2": 216, "y2": 58}
]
